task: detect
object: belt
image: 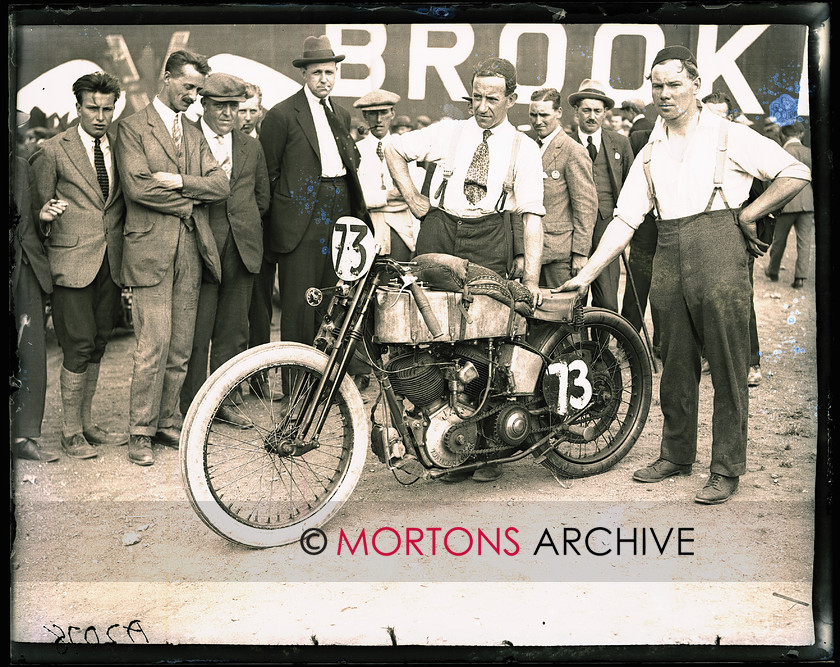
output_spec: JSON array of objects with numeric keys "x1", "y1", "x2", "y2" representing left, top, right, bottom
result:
[
  {"x1": 438, "y1": 208, "x2": 503, "y2": 225},
  {"x1": 319, "y1": 175, "x2": 347, "y2": 182}
]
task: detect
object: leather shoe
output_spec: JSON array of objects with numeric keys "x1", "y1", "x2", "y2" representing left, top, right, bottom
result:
[
  {"x1": 764, "y1": 267, "x2": 779, "y2": 281},
  {"x1": 215, "y1": 403, "x2": 251, "y2": 429},
  {"x1": 748, "y1": 365, "x2": 762, "y2": 387},
  {"x1": 14, "y1": 438, "x2": 60, "y2": 462},
  {"x1": 472, "y1": 463, "x2": 503, "y2": 482},
  {"x1": 153, "y1": 426, "x2": 181, "y2": 449},
  {"x1": 60, "y1": 433, "x2": 98, "y2": 459},
  {"x1": 128, "y1": 435, "x2": 154, "y2": 466},
  {"x1": 695, "y1": 473, "x2": 739, "y2": 504},
  {"x1": 791, "y1": 278, "x2": 805, "y2": 289},
  {"x1": 633, "y1": 458, "x2": 692, "y2": 483},
  {"x1": 84, "y1": 423, "x2": 129, "y2": 446}
]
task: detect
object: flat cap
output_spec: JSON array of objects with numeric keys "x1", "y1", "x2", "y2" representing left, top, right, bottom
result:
[
  {"x1": 651, "y1": 45, "x2": 698, "y2": 68},
  {"x1": 200, "y1": 73, "x2": 247, "y2": 102},
  {"x1": 354, "y1": 89, "x2": 401, "y2": 111}
]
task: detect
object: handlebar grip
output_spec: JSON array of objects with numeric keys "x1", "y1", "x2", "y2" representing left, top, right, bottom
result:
[{"x1": 408, "y1": 282, "x2": 445, "y2": 339}]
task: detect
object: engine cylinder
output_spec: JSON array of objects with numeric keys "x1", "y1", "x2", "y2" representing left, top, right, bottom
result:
[
  {"x1": 386, "y1": 351, "x2": 446, "y2": 408},
  {"x1": 452, "y1": 343, "x2": 490, "y2": 400}
]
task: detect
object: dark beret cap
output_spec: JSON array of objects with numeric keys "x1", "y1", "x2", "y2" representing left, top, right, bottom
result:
[{"x1": 651, "y1": 45, "x2": 698, "y2": 68}]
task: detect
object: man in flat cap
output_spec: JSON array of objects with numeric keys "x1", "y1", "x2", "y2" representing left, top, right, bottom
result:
[
  {"x1": 353, "y1": 88, "x2": 418, "y2": 261},
  {"x1": 257, "y1": 34, "x2": 369, "y2": 390},
  {"x1": 559, "y1": 45, "x2": 811, "y2": 504},
  {"x1": 180, "y1": 73, "x2": 270, "y2": 424},
  {"x1": 568, "y1": 79, "x2": 634, "y2": 314},
  {"x1": 386, "y1": 56, "x2": 546, "y2": 482},
  {"x1": 116, "y1": 50, "x2": 229, "y2": 465}
]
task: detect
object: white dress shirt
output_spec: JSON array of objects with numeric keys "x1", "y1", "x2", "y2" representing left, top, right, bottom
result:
[
  {"x1": 577, "y1": 127, "x2": 602, "y2": 155},
  {"x1": 200, "y1": 117, "x2": 232, "y2": 176},
  {"x1": 153, "y1": 96, "x2": 181, "y2": 142},
  {"x1": 303, "y1": 85, "x2": 345, "y2": 178},
  {"x1": 78, "y1": 124, "x2": 112, "y2": 184},
  {"x1": 614, "y1": 106, "x2": 811, "y2": 229},
  {"x1": 389, "y1": 117, "x2": 545, "y2": 218}
]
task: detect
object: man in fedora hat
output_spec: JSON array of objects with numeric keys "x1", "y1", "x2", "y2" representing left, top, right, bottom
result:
[
  {"x1": 568, "y1": 78, "x2": 634, "y2": 314},
  {"x1": 558, "y1": 45, "x2": 810, "y2": 504},
  {"x1": 353, "y1": 88, "x2": 420, "y2": 261},
  {"x1": 257, "y1": 34, "x2": 369, "y2": 388},
  {"x1": 180, "y1": 73, "x2": 270, "y2": 424}
]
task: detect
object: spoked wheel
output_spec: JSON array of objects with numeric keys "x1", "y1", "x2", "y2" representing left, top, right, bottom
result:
[
  {"x1": 180, "y1": 343, "x2": 368, "y2": 548},
  {"x1": 528, "y1": 308, "x2": 652, "y2": 478}
]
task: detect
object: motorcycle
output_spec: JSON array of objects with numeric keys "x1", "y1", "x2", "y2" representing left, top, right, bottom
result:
[{"x1": 180, "y1": 217, "x2": 652, "y2": 548}]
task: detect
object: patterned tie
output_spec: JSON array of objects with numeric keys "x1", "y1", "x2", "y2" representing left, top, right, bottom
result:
[
  {"x1": 587, "y1": 135, "x2": 597, "y2": 161},
  {"x1": 320, "y1": 98, "x2": 355, "y2": 169},
  {"x1": 172, "y1": 114, "x2": 183, "y2": 153},
  {"x1": 376, "y1": 140, "x2": 384, "y2": 161},
  {"x1": 464, "y1": 129, "x2": 492, "y2": 205},
  {"x1": 376, "y1": 140, "x2": 387, "y2": 189},
  {"x1": 93, "y1": 137, "x2": 109, "y2": 201},
  {"x1": 216, "y1": 135, "x2": 231, "y2": 178}
]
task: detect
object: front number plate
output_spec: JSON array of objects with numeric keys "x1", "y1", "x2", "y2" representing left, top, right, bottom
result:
[{"x1": 543, "y1": 358, "x2": 594, "y2": 415}]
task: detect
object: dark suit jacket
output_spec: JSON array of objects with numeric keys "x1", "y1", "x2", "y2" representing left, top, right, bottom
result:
[
  {"x1": 530, "y1": 130, "x2": 598, "y2": 264},
  {"x1": 30, "y1": 127, "x2": 126, "y2": 288},
  {"x1": 630, "y1": 116, "x2": 654, "y2": 135},
  {"x1": 259, "y1": 88, "x2": 366, "y2": 254},
  {"x1": 115, "y1": 103, "x2": 230, "y2": 286},
  {"x1": 185, "y1": 120, "x2": 270, "y2": 274},
  {"x1": 13, "y1": 156, "x2": 52, "y2": 295},
  {"x1": 572, "y1": 129, "x2": 634, "y2": 203}
]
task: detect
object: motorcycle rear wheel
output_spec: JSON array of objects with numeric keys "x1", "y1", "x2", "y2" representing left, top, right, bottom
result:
[
  {"x1": 528, "y1": 308, "x2": 652, "y2": 478},
  {"x1": 180, "y1": 343, "x2": 368, "y2": 548}
]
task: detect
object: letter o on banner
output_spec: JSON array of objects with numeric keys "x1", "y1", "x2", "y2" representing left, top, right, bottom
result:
[{"x1": 499, "y1": 24, "x2": 568, "y2": 102}]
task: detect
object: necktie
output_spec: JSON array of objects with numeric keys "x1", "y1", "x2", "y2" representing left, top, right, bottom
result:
[
  {"x1": 536, "y1": 137, "x2": 543, "y2": 148},
  {"x1": 320, "y1": 98, "x2": 354, "y2": 169},
  {"x1": 587, "y1": 135, "x2": 597, "y2": 161},
  {"x1": 93, "y1": 137, "x2": 109, "y2": 201},
  {"x1": 464, "y1": 129, "x2": 492, "y2": 205},
  {"x1": 216, "y1": 135, "x2": 231, "y2": 178},
  {"x1": 172, "y1": 114, "x2": 183, "y2": 154},
  {"x1": 376, "y1": 140, "x2": 386, "y2": 189}
]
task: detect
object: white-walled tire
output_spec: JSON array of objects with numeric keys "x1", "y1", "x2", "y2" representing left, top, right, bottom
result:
[{"x1": 180, "y1": 343, "x2": 368, "y2": 548}]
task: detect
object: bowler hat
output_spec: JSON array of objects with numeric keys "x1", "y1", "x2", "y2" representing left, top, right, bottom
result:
[
  {"x1": 199, "y1": 73, "x2": 247, "y2": 102},
  {"x1": 292, "y1": 35, "x2": 346, "y2": 68},
  {"x1": 354, "y1": 89, "x2": 401, "y2": 111},
  {"x1": 568, "y1": 79, "x2": 615, "y2": 110}
]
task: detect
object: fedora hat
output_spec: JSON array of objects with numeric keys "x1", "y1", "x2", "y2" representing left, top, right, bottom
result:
[
  {"x1": 292, "y1": 35, "x2": 345, "y2": 68},
  {"x1": 568, "y1": 79, "x2": 615, "y2": 110}
]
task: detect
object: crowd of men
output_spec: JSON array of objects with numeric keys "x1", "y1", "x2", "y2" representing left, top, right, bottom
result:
[{"x1": 11, "y1": 35, "x2": 813, "y2": 504}]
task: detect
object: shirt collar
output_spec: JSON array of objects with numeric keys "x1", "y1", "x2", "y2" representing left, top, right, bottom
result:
[
  {"x1": 78, "y1": 123, "x2": 108, "y2": 149},
  {"x1": 539, "y1": 126, "x2": 562, "y2": 148},
  {"x1": 578, "y1": 127, "x2": 602, "y2": 147},
  {"x1": 153, "y1": 96, "x2": 179, "y2": 130},
  {"x1": 200, "y1": 117, "x2": 231, "y2": 145},
  {"x1": 304, "y1": 84, "x2": 330, "y2": 110},
  {"x1": 471, "y1": 117, "x2": 513, "y2": 136},
  {"x1": 650, "y1": 102, "x2": 711, "y2": 143},
  {"x1": 783, "y1": 137, "x2": 802, "y2": 148}
]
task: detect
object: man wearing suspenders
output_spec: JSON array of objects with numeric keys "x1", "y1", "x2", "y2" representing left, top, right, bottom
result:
[
  {"x1": 386, "y1": 57, "x2": 545, "y2": 482},
  {"x1": 558, "y1": 46, "x2": 810, "y2": 504},
  {"x1": 385, "y1": 57, "x2": 545, "y2": 309}
]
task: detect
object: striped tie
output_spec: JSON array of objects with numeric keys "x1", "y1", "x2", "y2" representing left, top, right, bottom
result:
[{"x1": 94, "y1": 138, "x2": 109, "y2": 201}]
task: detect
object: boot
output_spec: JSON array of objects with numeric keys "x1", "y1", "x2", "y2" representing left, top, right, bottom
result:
[
  {"x1": 60, "y1": 367, "x2": 97, "y2": 459},
  {"x1": 81, "y1": 363, "x2": 128, "y2": 446}
]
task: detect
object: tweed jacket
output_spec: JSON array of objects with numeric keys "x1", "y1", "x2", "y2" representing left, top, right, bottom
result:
[
  {"x1": 535, "y1": 130, "x2": 599, "y2": 263},
  {"x1": 115, "y1": 103, "x2": 229, "y2": 286},
  {"x1": 30, "y1": 126, "x2": 126, "y2": 288},
  {"x1": 186, "y1": 120, "x2": 270, "y2": 274},
  {"x1": 259, "y1": 88, "x2": 366, "y2": 255}
]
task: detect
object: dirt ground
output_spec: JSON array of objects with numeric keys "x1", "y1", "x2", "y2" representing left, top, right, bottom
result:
[{"x1": 10, "y1": 239, "x2": 821, "y2": 655}]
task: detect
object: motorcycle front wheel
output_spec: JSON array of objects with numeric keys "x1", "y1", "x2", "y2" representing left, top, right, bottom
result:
[
  {"x1": 528, "y1": 308, "x2": 652, "y2": 478},
  {"x1": 180, "y1": 343, "x2": 368, "y2": 548}
]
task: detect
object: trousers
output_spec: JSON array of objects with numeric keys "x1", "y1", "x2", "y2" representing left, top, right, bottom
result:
[
  {"x1": 589, "y1": 212, "x2": 620, "y2": 312},
  {"x1": 766, "y1": 211, "x2": 814, "y2": 280},
  {"x1": 415, "y1": 208, "x2": 509, "y2": 277},
  {"x1": 649, "y1": 208, "x2": 751, "y2": 477},
  {"x1": 51, "y1": 254, "x2": 121, "y2": 373},
  {"x1": 621, "y1": 213, "x2": 661, "y2": 350},
  {"x1": 129, "y1": 223, "x2": 201, "y2": 434}
]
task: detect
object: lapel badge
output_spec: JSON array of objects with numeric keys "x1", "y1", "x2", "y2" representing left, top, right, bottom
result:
[
  {"x1": 614, "y1": 151, "x2": 621, "y2": 160},
  {"x1": 551, "y1": 170, "x2": 561, "y2": 180}
]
